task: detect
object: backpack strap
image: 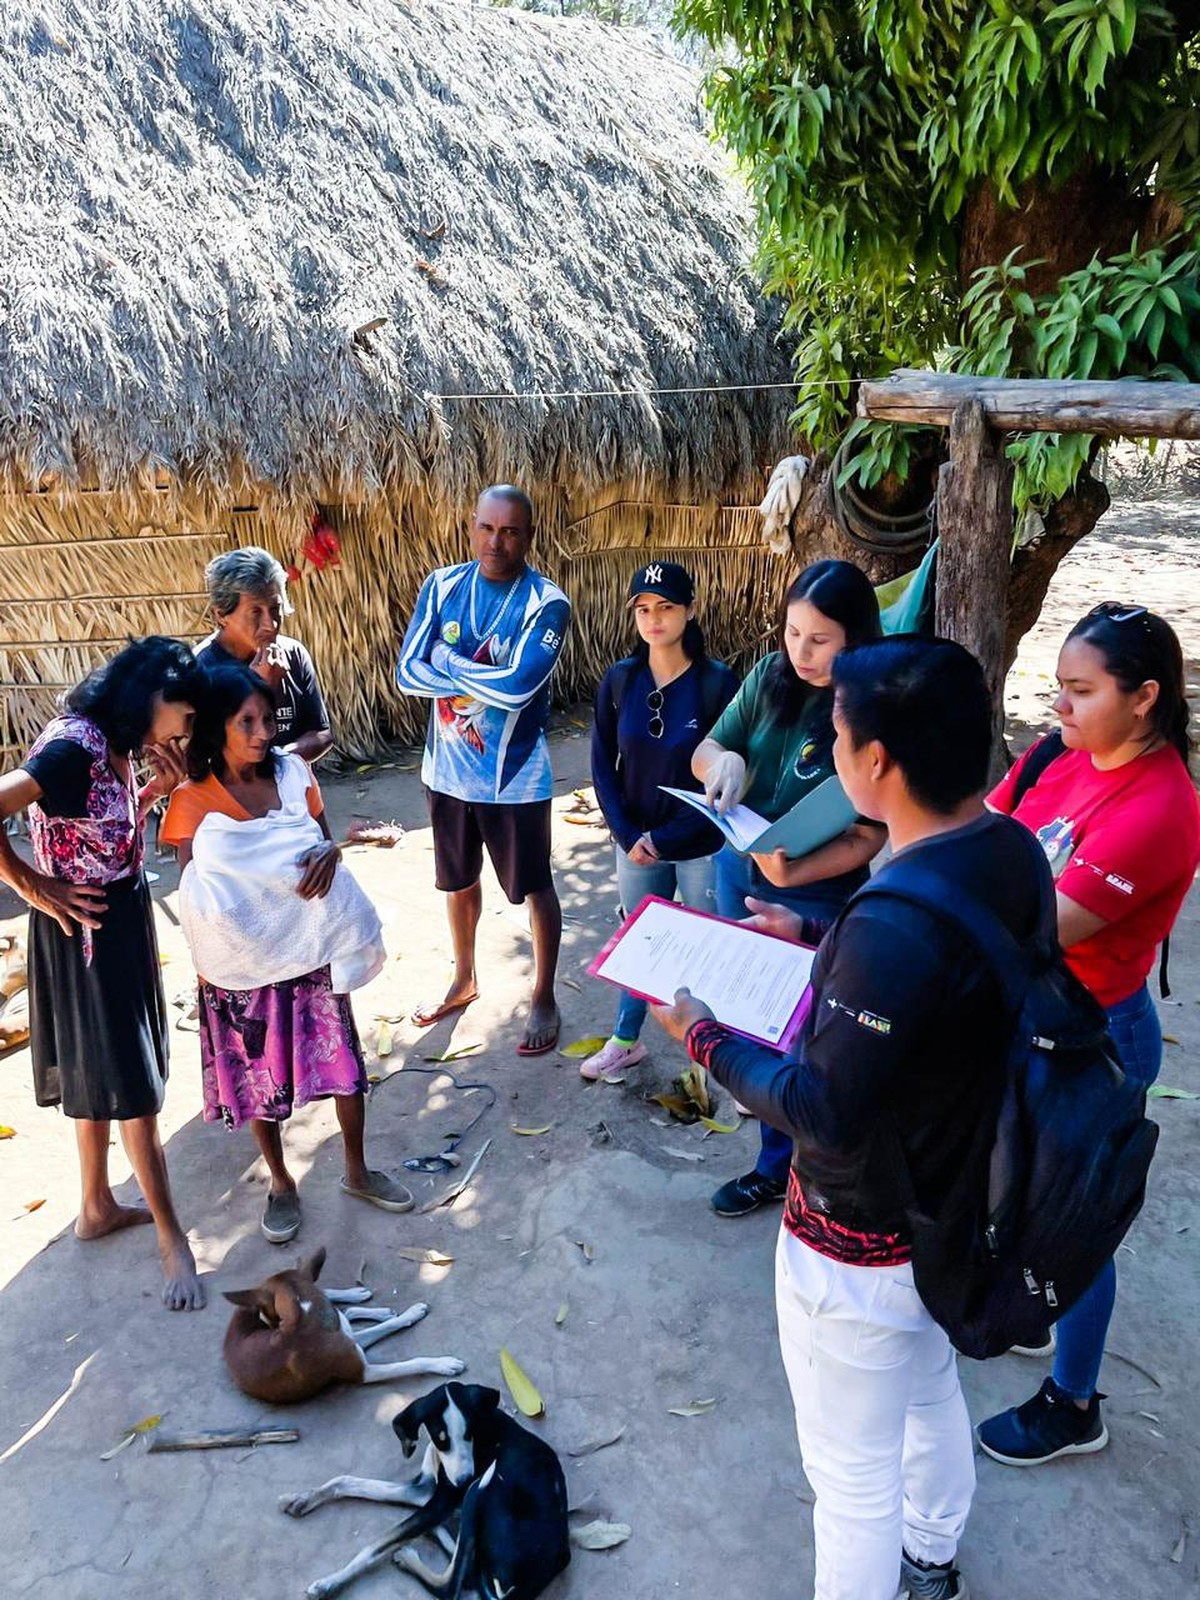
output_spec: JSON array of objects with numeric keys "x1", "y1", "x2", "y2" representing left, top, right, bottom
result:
[
  {"x1": 850, "y1": 824, "x2": 1055, "y2": 1018},
  {"x1": 609, "y1": 656, "x2": 638, "y2": 720},
  {"x1": 1011, "y1": 731, "x2": 1066, "y2": 809}
]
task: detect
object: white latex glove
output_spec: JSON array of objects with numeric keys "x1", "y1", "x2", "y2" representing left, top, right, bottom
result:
[{"x1": 703, "y1": 751, "x2": 747, "y2": 815}]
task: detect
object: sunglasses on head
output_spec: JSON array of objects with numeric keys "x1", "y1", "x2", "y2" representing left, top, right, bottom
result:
[
  {"x1": 647, "y1": 688, "x2": 665, "y2": 740},
  {"x1": 1086, "y1": 602, "x2": 1149, "y2": 625}
]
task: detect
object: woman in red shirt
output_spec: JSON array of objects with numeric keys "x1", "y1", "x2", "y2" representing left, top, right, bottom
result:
[{"x1": 979, "y1": 602, "x2": 1200, "y2": 1467}]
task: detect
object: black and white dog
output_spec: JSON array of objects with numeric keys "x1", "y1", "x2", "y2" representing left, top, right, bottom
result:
[{"x1": 280, "y1": 1381, "x2": 570, "y2": 1600}]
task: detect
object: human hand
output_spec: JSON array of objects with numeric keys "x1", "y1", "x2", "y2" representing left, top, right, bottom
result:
[
  {"x1": 650, "y1": 986, "x2": 716, "y2": 1042},
  {"x1": 24, "y1": 873, "x2": 107, "y2": 935},
  {"x1": 703, "y1": 752, "x2": 746, "y2": 816},
  {"x1": 749, "y1": 848, "x2": 795, "y2": 888},
  {"x1": 249, "y1": 645, "x2": 286, "y2": 692},
  {"x1": 430, "y1": 639, "x2": 455, "y2": 673},
  {"x1": 627, "y1": 835, "x2": 660, "y2": 866},
  {"x1": 742, "y1": 896, "x2": 808, "y2": 945},
  {"x1": 296, "y1": 842, "x2": 341, "y2": 900},
  {"x1": 139, "y1": 741, "x2": 188, "y2": 806}
]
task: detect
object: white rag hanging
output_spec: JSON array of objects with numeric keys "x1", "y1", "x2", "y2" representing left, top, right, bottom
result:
[{"x1": 178, "y1": 755, "x2": 385, "y2": 994}]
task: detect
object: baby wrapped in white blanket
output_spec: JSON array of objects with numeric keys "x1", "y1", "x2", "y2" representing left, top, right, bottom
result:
[{"x1": 179, "y1": 754, "x2": 384, "y2": 993}]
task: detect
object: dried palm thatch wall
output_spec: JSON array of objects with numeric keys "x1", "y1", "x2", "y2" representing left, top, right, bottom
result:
[{"x1": 0, "y1": 0, "x2": 797, "y2": 760}]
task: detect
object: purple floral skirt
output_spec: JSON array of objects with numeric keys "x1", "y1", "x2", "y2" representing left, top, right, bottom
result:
[{"x1": 197, "y1": 966, "x2": 368, "y2": 1130}]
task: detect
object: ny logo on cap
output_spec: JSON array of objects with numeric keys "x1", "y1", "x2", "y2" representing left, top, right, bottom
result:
[{"x1": 643, "y1": 562, "x2": 664, "y2": 585}]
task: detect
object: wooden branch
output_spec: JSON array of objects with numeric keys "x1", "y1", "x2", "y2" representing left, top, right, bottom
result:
[
  {"x1": 147, "y1": 1429, "x2": 300, "y2": 1453},
  {"x1": 859, "y1": 372, "x2": 1200, "y2": 438}
]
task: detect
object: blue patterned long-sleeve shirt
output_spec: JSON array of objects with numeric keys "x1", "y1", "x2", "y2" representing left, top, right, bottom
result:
[{"x1": 396, "y1": 561, "x2": 571, "y2": 804}]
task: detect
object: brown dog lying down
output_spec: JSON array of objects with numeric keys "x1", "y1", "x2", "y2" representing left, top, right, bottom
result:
[{"x1": 223, "y1": 1247, "x2": 465, "y2": 1404}]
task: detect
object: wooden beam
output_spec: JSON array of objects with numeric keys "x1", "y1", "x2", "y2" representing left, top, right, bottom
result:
[
  {"x1": 935, "y1": 401, "x2": 1015, "y2": 778},
  {"x1": 859, "y1": 371, "x2": 1200, "y2": 438}
]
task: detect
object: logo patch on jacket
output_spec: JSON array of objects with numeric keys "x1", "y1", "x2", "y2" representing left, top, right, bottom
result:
[{"x1": 855, "y1": 1009, "x2": 892, "y2": 1036}]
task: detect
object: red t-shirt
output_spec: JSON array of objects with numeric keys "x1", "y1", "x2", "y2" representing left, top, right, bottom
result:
[{"x1": 989, "y1": 741, "x2": 1200, "y2": 1007}]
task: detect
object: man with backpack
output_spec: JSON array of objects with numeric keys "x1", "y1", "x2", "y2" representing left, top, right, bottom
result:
[{"x1": 653, "y1": 637, "x2": 1046, "y2": 1600}]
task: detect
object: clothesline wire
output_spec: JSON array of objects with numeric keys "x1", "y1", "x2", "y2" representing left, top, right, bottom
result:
[{"x1": 428, "y1": 377, "x2": 881, "y2": 403}]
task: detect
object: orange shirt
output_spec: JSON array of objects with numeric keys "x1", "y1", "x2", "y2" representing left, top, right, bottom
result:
[{"x1": 161, "y1": 769, "x2": 323, "y2": 847}]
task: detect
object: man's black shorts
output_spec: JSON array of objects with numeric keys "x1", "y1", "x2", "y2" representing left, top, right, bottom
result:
[{"x1": 426, "y1": 790, "x2": 553, "y2": 904}]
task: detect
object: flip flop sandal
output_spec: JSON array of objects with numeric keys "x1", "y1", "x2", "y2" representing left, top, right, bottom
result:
[
  {"x1": 516, "y1": 1023, "x2": 561, "y2": 1057},
  {"x1": 261, "y1": 1190, "x2": 301, "y2": 1245},
  {"x1": 412, "y1": 992, "x2": 480, "y2": 1029},
  {"x1": 339, "y1": 1171, "x2": 415, "y2": 1212}
]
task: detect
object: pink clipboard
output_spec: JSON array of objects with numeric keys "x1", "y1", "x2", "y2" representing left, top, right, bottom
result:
[{"x1": 587, "y1": 895, "x2": 815, "y2": 1053}]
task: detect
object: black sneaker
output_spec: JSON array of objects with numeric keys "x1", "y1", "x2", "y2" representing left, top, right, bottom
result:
[
  {"x1": 977, "y1": 1377, "x2": 1108, "y2": 1466},
  {"x1": 710, "y1": 1169, "x2": 787, "y2": 1217},
  {"x1": 900, "y1": 1551, "x2": 969, "y2": 1599}
]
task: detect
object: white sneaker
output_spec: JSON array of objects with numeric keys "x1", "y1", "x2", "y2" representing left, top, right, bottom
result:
[{"x1": 579, "y1": 1038, "x2": 647, "y2": 1083}]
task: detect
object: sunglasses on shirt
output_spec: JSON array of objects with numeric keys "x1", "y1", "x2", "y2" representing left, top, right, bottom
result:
[{"x1": 647, "y1": 688, "x2": 665, "y2": 740}]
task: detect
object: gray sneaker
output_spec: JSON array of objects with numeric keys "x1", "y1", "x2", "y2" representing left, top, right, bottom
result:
[{"x1": 900, "y1": 1551, "x2": 969, "y2": 1600}]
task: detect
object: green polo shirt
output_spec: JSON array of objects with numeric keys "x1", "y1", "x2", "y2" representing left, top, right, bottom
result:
[{"x1": 708, "y1": 655, "x2": 837, "y2": 822}]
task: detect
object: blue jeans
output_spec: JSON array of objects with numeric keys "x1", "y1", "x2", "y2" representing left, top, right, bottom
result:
[
  {"x1": 713, "y1": 845, "x2": 849, "y2": 1183},
  {"x1": 1053, "y1": 984, "x2": 1163, "y2": 1400},
  {"x1": 611, "y1": 847, "x2": 717, "y2": 1041}
]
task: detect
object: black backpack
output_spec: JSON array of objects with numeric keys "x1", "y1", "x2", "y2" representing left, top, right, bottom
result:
[{"x1": 855, "y1": 827, "x2": 1160, "y2": 1360}]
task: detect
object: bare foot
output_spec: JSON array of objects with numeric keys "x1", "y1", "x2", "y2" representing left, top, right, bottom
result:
[
  {"x1": 160, "y1": 1239, "x2": 207, "y2": 1311},
  {"x1": 412, "y1": 980, "x2": 479, "y2": 1029},
  {"x1": 518, "y1": 1001, "x2": 561, "y2": 1056},
  {"x1": 75, "y1": 1202, "x2": 154, "y2": 1241}
]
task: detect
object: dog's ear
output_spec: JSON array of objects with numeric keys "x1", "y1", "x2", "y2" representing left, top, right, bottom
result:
[
  {"x1": 223, "y1": 1287, "x2": 276, "y2": 1319},
  {"x1": 464, "y1": 1384, "x2": 501, "y2": 1415},
  {"x1": 271, "y1": 1282, "x2": 304, "y2": 1332},
  {"x1": 302, "y1": 1246, "x2": 326, "y2": 1281}
]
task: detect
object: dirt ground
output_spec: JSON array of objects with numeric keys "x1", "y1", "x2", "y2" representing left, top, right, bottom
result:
[{"x1": 0, "y1": 497, "x2": 1197, "y2": 1600}]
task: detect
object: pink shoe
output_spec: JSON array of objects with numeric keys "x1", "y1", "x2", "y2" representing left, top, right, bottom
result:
[{"x1": 579, "y1": 1038, "x2": 647, "y2": 1083}]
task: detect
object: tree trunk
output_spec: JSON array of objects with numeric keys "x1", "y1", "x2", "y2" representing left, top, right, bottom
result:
[
  {"x1": 1004, "y1": 471, "x2": 1111, "y2": 668},
  {"x1": 935, "y1": 403, "x2": 1015, "y2": 776}
]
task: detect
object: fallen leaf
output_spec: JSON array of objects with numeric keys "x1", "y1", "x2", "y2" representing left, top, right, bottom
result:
[
  {"x1": 668, "y1": 1398, "x2": 717, "y2": 1417},
  {"x1": 1147, "y1": 1085, "x2": 1200, "y2": 1100},
  {"x1": 560, "y1": 1036, "x2": 607, "y2": 1059},
  {"x1": 568, "y1": 1425, "x2": 625, "y2": 1457},
  {"x1": 393, "y1": 1247, "x2": 454, "y2": 1267},
  {"x1": 698, "y1": 1116, "x2": 740, "y2": 1134},
  {"x1": 1162, "y1": 1034, "x2": 1180, "y2": 1045},
  {"x1": 571, "y1": 1520, "x2": 631, "y2": 1550},
  {"x1": 367, "y1": 1074, "x2": 382, "y2": 1085},
  {"x1": 24, "y1": 1198, "x2": 45, "y2": 1213},
  {"x1": 679, "y1": 1064, "x2": 710, "y2": 1117},
  {"x1": 574, "y1": 1239, "x2": 596, "y2": 1264},
  {"x1": 562, "y1": 814, "x2": 601, "y2": 827},
  {"x1": 1170, "y1": 1532, "x2": 1187, "y2": 1564},
  {"x1": 425, "y1": 1042, "x2": 483, "y2": 1063},
  {"x1": 562, "y1": 978, "x2": 582, "y2": 992},
  {"x1": 375, "y1": 1021, "x2": 393, "y2": 1058},
  {"x1": 0, "y1": 1126, "x2": 14, "y2": 1140},
  {"x1": 662, "y1": 1146, "x2": 704, "y2": 1162},
  {"x1": 555, "y1": 1302, "x2": 570, "y2": 1327},
  {"x1": 649, "y1": 1092, "x2": 699, "y2": 1123},
  {"x1": 100, "y1": 1412, "x2": 163, "y2": 1461},
  {"x1": 511, "y1": 1124, "x2": 553, "y2": 1136},
  {"x1": 499, "y1": 1348, "x2": 545, "y2": 1418}
]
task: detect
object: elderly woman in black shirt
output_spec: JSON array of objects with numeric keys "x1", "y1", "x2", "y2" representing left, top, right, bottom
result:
[{"x1": 196, "y1": 546, "x2": 333, "y2": 764}]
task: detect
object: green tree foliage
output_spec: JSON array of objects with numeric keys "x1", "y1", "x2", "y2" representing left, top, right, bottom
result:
[{"x1": 674, "y1": 0, "x2": 1200, "y2": 505}]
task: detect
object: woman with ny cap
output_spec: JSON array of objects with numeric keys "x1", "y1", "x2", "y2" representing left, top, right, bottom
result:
[{"x1": 582, "y1": 561, "x2": 738, "y2": 1083}]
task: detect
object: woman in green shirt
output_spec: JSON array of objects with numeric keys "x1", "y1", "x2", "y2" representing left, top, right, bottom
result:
[{"x1": 692, "y1": 559, "x2": 886, "y2": 1215}]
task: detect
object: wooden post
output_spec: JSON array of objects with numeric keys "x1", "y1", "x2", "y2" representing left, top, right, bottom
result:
[{"x1": 935, "y1": 402, "x2": 1014, "y2": 775}]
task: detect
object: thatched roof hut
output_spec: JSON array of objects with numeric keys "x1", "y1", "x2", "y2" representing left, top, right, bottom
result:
[{"x1": 0, "y1": 0, "x2": 795, "y2": 758}]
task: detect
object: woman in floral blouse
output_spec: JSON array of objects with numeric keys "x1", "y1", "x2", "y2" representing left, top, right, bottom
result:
[{"x1": 0, "y1": 638, "x2": 206, "y2": 1311}]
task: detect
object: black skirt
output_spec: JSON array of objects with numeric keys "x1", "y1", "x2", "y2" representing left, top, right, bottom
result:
[{"x1": 28, "y1": 872, "x2": 169, "y2": 1120}]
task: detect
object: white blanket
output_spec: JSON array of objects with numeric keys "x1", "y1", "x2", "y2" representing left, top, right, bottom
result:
[{"x1": 179, "y1": 755, "x2": 385, "y2": 993}]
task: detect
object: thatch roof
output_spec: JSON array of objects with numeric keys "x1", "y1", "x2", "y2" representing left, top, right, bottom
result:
[{"x1": 0, "y1": 0, "x2": 792, "y2": 505}]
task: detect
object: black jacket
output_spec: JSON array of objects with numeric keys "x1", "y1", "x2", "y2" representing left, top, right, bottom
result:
[{"x1": 699, "y1": 813, "x2": 1046, "y2": 1238}]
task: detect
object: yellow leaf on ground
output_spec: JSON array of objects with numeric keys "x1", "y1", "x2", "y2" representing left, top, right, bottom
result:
[
  {"x1": 560, "y1": 1036, "x2": 607, "y2": 1059},
  {"x1": 375, "y1": 1020, "x2": 393, "y2": 1058},
  {"x1": 571, "y1": 1520, "x2": 631, "y2": 1550},
  {"x1": 555, "y1": 1302, "x2": 569, "y2": 1327},
  {"x1": 499, "y1": 1347, "x2": 545, "y2": 1418},
  {"x1": 23, "y1": 1198, "x2": 45, "y2": 1213},
  {"x1": 698, "y1": 1116, "x2": 740, "y2": 1134},
  {"x1": 0, "y1": 1126, "x2": 14, "y2": 1139},
  {"x1": 511, "y1": 1124, "x2": 553, "y2": 1136}
]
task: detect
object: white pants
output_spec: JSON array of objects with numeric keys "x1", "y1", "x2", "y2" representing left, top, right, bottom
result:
[{"x1": 775, "y1": 1230, "x2": 976, "y2": 1600}]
